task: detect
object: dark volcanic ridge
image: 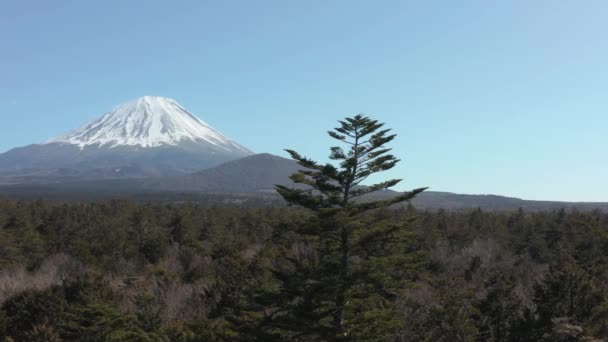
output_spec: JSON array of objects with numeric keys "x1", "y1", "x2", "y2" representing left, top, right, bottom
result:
[{"x1": 1, "y1": 153, "x2": 606, "y2": 211}]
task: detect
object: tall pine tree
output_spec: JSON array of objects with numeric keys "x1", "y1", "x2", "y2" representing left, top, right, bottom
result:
[{"x1": 267, "y1": 114, "x2": 427, "y2": 340}]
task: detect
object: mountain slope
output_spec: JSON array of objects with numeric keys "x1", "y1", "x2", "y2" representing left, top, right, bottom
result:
[
  {"x1": 1, "y1": 153, "x2": 606, "y2": 211},
  {"x1": 49, "y1": 96, "x2": 250, "y2": 151},
  {"x1": 0, "y1": 96, "x2": 253, "y2": 178},
  {"x1": 144, "y1": 153, "x2": 302, "y2": 192}
]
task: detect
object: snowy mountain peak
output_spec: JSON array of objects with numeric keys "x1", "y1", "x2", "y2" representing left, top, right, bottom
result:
[{"x1": 49, "y1": 96, "x2": 252, "y2": 152}]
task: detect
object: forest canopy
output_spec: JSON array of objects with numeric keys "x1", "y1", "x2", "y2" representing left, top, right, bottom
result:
[{"x1": 0, "y1": 201, "x2": 607, "y2": 340}]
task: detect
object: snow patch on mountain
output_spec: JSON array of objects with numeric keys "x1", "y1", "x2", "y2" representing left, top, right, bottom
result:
[{"x1": 50, "y1": 96, "x2": 251, "y2": 152}]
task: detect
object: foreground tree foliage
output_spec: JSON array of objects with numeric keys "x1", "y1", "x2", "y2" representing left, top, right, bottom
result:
[
  {"x1": 268, "y1": 115, "x2": 426, "y2": 340},
  {"x1": 0, "y1": 118, "x2": 607, "y2": 341}
]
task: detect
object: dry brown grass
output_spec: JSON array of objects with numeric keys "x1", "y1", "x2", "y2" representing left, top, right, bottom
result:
[{"x1": 0, "y1": 253, "x2": 81, "y2": 305}]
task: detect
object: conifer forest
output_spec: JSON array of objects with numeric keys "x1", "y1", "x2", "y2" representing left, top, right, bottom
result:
[{"x1": 1, "y1": 116, "x2": 607, "y2": 341}]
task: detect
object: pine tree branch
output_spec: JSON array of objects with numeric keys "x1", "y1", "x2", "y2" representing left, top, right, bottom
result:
[{"x1": 347, "y1": 187, "x2": 428, "y2": 215}]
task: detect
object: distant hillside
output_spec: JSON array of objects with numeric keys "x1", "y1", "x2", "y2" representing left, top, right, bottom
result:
[
  {"x1": 412, "y1": 191, "x2": 608, "y2": 211},
  {"x1": 0, "y1": 153, "x2": 606, "y2": 211},
  {"x1": 142, "y1": 153, "x2": 302, "y2": 192}
]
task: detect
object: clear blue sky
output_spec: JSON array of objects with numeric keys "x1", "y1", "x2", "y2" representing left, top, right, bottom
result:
[{"x1": 1, "y1": 1, "x2": 607, "y2": 201}]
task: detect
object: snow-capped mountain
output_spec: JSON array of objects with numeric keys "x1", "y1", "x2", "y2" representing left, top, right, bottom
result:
[
  {"x1": 50, "y1": 96, "x2": 250, "y2": 152},
  {"x1": 0, "y1": 96, "x2": 253, "y2": 181}
]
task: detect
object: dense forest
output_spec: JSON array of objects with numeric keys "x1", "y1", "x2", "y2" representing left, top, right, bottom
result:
[
  {"x1": 1, "y1": 115, "x2": 607, "y2": 341},
  {"x1": 0, "y1": 200, "x2": 607, "y2": 341}
]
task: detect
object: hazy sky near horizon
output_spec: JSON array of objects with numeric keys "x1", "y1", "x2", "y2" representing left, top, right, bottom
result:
[{"x1": 1, "y1": 1, "x2": 607, "y2": 201}]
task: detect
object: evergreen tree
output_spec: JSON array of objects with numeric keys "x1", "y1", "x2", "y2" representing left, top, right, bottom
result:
[
  {"x1": 532, "y1": 256, "x2": 606, "y2": 340},
  {"x1": 269, "y1": 114, "x2": 427, "y2": 340},
  {"x1": 478, "y1": 271, "x2": 523, "y2": 341}
]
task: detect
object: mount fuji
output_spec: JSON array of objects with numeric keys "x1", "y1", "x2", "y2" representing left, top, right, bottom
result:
[{"x1": 0, "y1": 96, "x2": 253, "y2": 182}]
